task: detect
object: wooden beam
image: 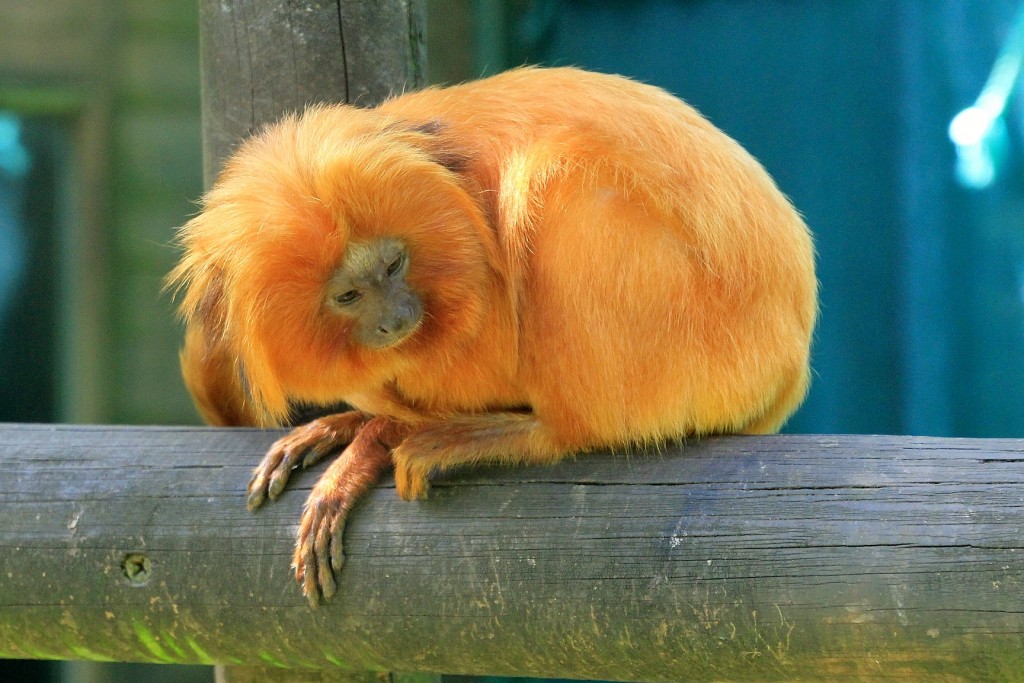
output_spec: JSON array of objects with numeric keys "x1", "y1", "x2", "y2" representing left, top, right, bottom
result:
[
  {"x1": 198, "y1": 0, "x2": 426, "y2": 185},
  {"x1": 2, "y1": 424, "x2": 1024, "y2": 680}
]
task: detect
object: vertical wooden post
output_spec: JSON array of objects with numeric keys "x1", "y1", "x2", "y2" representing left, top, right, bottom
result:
[
  {"x1": 198, "y1": 1, "x2": 429, "y2": 680},
  {"x1": 199, "y1": 0, "x2": 426, "y2": 187}
]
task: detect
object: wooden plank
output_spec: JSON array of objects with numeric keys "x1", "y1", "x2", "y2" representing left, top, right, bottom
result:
[
  {"x1": 198, "y1": 0, "x2": 426, "y2": 184},
  {"x1": 1, "y1": 424, "x2": 1024, "y2": 680}
]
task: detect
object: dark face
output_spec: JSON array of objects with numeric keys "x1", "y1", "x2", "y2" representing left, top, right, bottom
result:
[{"x1": 324, "y1": 237, "x2": 423, "y2": 349}]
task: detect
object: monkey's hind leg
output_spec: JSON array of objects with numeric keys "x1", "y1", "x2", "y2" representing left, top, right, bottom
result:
[
  {"x1": 293, "y1": 416, "x2": 410, "y2": 607},
  {"x1": 392, "y1": 412, "x2": 566, "y2": 501},
  {"x1": 247, "y1": 410, "x2": 370, "y2": 510}
]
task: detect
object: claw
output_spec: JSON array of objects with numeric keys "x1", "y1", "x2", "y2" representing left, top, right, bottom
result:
[
  {"x1": 304, "y1": 580, "x2": 320, "y2": 609},
  {"x1": 296, "y1": 510, "x2": 321, "y2": 608},
  {"x1": 330, "y1": 519, "x2": 345, "y2": 573},
  {"x1": 268, "y1": 466, "x2": 290, "y2": 499},
  {"x1": 246, "y1": 487, "x2": 266, "y2": 512}
]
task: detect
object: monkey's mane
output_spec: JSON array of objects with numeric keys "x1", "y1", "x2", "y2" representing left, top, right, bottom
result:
[{"x1": 169, "y1": 105, "x2": 497, "y2": 423}]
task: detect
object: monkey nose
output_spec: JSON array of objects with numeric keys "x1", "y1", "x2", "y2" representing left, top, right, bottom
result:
[
  {"x1": 377, "y1": 318, "x2": 406, "y2": 336},
  {"x1": 373, "y1": 301, "x2": 422, "y2": 346}
]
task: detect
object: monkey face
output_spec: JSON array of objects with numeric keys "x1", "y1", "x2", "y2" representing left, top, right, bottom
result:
[{"x1": 325, "y1": 237, "x2": 423, "y2": 350}]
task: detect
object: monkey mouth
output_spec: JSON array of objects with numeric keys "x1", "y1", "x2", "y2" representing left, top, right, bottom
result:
[
  {"x1": 364, "y1": 308, "x2": 424, "y2": 350},
  {"x1": 367, "y1": 327, "x2": 418, "y2": 350}
]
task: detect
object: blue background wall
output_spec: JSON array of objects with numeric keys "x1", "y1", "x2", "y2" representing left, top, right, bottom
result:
[{"x1": 511, "y1": 0, "x2": 1024, "y2": 439}]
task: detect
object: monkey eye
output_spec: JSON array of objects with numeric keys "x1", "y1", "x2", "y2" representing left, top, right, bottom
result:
[
  {"x1": 386, "y1": 253, "x2": 406, "y2": 278},
  {"x1": 334, "y1": 289, "x2": 362, "y2": 306}
]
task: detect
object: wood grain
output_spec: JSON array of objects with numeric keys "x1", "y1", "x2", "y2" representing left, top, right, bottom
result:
[
  {"x1": 2, "y1": 424, "x2": 1023, "y2": 681},
  {"x1": 198, "y1": 0, "x2": 426, "y2": 184}
]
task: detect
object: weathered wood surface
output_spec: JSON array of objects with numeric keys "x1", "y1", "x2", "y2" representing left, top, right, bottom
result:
[
  {"x1": 198, "y1": 0, "x2": 426, "y2": 184},
  {"x1": 1, "y1": 425, "x2": 1024, "y2": 681}
]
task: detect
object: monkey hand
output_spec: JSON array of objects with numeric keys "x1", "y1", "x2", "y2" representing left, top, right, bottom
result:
[
  {"x1": 246, "y1": 411, "x2": 370, "y2": 511},
  {"x1": 292, "y1": 416, "x2": 409, "y2": 607}
]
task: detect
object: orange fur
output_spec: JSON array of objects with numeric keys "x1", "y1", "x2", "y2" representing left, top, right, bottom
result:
[{"x1": 169, "y1": 67, "x2": 817, "y2": 604}]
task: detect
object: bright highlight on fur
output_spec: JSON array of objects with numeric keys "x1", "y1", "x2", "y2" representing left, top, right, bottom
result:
[{"x1": 168, "y1": 67, "x2": 817, "y2": 606}]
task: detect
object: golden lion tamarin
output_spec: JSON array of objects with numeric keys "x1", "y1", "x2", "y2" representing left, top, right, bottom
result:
[{"x1": 169, "y1": 67, "x2": 817, "y2": 606}]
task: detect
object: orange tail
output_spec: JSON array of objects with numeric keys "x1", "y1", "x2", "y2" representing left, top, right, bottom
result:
[{"x1": 180, "y1": 324, "x2": 262, "y2": 427}]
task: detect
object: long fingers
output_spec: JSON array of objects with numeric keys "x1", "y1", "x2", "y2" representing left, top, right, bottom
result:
[
  {"x1": 246, "y1": 411, "x2": 370, "y2": 511},
  {"x1": 291, "y1": 416, "x2": 400, "y2": 606},
  {"x1": 292, "y1": 497, "x2": 350, "y2": 608}
]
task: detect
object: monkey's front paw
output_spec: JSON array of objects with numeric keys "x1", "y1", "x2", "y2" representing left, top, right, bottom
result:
[
  {"x1": 393, "y1": 450, "x2": 431, "y2": 501},
  {"x1": 293, "y1": 488, "x2": 349, "y2": 608},
  {"x1": 246, "y1": 412, "x2": 368, "y2": 511},
  {"x1": 246, "y1": 433, "x2": 323, "y2": 511}
]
